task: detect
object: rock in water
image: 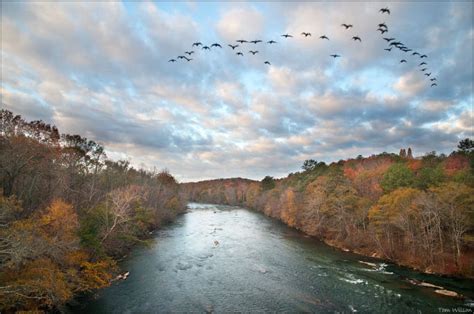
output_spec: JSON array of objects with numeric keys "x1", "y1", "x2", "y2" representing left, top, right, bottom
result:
[
  {"x1": 435, "y1": 289, "x2": 460, "y2": 297},
  {"x1": 419, "y1": 282, "x2": 443, "y2": 289}
]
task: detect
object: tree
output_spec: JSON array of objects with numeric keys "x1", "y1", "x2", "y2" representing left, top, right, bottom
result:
[
  {"x1": 368, "y1": 188, "x2": 421, "y2": 258},
  {"x1": 381, "y1": 163, "x2": 415, "y2": 192},
  {"x1": 415, "y1": 166, "x2": 444, "y2": 189},
  {"x1": 261, "y1": 176, "x2": 275, "y2": 190},
  {"x1": 399, "y1": 149, "x2": 406, "y2": 158},
  {"x1": 302, "y1": 159, "x2": 318, "y2": 171},
  {"x1": 431, "y1": 183, "x2": 474, "y2": 267},
  {"x1": 457, "y1": 138, "x2": 474, "y2": 153}
]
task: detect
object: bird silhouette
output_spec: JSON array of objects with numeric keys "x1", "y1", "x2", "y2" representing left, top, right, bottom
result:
[
  {"x1": 267, "y1": 40, "x2": 277, "y2": 44},
  {"x1": 430, "y1": 78, "x2": 437, "y2": 81},
  {"x1": 177, "y1": 55, "x2": 186, "y2": 59},
  {"x1": 421, "y1": 68, "x2": 427, "y2": 71},
  {"x1": 320, "y1": 35, "x2": 329, "y2": 40},
  {"x1": 384, "y1": 48, "x2": 392, "y2": 51},
  {"x1": 352, "y1": 36, "x2": 362, "y2": 42},
  {"x1": 236, "y1": 52, "x2": 243, "y2": 56},
  {"x1": 185, "y1": 51, "x2": 194, "y2": 55},
  {"x1": 380, "y1": 7, "x2": 390, "y2": 14},
  {"x1": 378, "y1": 23, "x2": 388, "y2": 29},
  {"x1": 211, "y1": 43, "x2": 222, "y2": 48},
  {"x1": 249, "y1": 50, "x2": 259, "y2": 55},
  {"x1": 250, "y1": 40, "x2": 262, "y2": 44},
  {"x1": 383, "y1": 37, "x2": 395, "y2": 42},
  {"x1": 431, "y1": 83, "x2": 437, "y2": 87},
  {"x1": 228, "y1": 44, "x2": 239, "y2": 50},
  {"x1": 168, "y1": 59, "x2": 176, "y2": 62},
  {"x1": 425, "y1": 72, "x2": 431, "y2": 76},
  {"x1": 377, "y1": 28, "x2": 388, "y2": 34},
  {"x1": 341, "y1": 24, "x2": 353, "y2": 29},
  {"x1": 236, "y1": 39, "x2": 247, "y2": 44},
  {"x1": 390, "y1": 41, "x2": 402, "y2": 46},
  {"x1": 202, "y1": 46, "x2": 210, "y2": 50},
  {"x1": 330, "y1": 54, "x2": 341, "y2": 58},
  {"x1": 192, "y1": 42, "x2": 202, "y2": 47},
  {"x1": 264, "y1": 61, "x2": 271, "y2": 65},
  {"x1": 400, "y1": 59, "x2": 407, "y2": 63},
  {"x1": 420, "y1": 54, "x2": 428, "y2": 58},
  {"x1": 184, "y1": 57, "x2": 192, "y2": 62},
  {"x1": 301, "y1": 32, "x2": 312, "y2": 37},
  {"x1": 281, "y1": 34, "x2": 293, "y2": 38},
  {"x1": 412, "y1": 52, "x2": 420, "y2": 56},
  {"x1": 419, "y1": 62, "x2": 427, "y2": 66}
]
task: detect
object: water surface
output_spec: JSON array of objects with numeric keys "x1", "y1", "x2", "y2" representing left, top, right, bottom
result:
[{"x1": 71, "y1": 203, "x2": 474, "y2": 313}]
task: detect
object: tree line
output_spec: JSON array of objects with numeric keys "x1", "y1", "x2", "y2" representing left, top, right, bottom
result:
[
  {"x1": 181, "y1": 140, "x2": 474, "y2": 278},
  {"x1": 0, "y1": 109, "x2": 186, "y2": 312}
]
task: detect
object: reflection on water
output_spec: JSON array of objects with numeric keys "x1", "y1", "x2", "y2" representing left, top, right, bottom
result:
[{"x1": 70, "y1": 203, "x2": 474, "y2": 313}]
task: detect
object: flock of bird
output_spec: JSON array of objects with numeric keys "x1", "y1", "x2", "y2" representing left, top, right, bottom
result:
[{"x1": 168, "y1": 7, "x2": 438, "y2": 87}]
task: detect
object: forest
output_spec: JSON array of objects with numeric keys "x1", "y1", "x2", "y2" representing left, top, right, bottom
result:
[
  {"x1": 181, "y1": 140, "x2": 474, "y2": 278},
  {"x1": 0, "y1": 109, "x2": 186, "y2": 312}
]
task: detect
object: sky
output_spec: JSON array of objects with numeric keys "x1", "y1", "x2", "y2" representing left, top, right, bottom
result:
[{"x1": 1, "y1": 1, "x2": 473, "y2": 182}]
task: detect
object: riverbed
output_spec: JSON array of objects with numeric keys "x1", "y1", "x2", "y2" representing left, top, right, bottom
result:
[{"x1": 71, "y1": 203, "x2": 474, "y2": 313}]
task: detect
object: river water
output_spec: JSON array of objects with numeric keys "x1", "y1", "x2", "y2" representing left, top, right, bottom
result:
[{"x1": 71, "y1": 203, "x2": 474, "y2": 313}]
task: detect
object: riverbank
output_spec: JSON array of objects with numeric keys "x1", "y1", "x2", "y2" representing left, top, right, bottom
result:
[{"x1": 181, "y1": 151, "x2": 474, "y2": 279}]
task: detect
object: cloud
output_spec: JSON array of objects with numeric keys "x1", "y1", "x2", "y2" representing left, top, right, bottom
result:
[{"x1": 216, "y1": 5, "x2": 265, "y2": 42}]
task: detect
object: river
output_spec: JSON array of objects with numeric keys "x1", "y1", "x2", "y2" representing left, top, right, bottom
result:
[{"x1": 71, "y1": 203, "x2": 474, "y2": 313}]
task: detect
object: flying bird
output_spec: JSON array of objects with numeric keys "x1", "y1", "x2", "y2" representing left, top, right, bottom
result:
[
  {"x1": 236, "y1": 52, "x2": 243, "y2": 56},
  {"x1": 419, "y1": 62, "x2": 427, "y2": 66},
  {"x1": 281, "y1": 34, "x2": 293, "y2": 38},
  {"x1": 341, "y1": 24, "x2": 353, "y2": 29},
  {"x1": 400, "y1": 59, "x2": 407, "y2": 63},
  {"x1": 168, "y1": 59, "x2": 176, "y2": 62},
  {"x1": 430, "y1": 78, "x2": 437, "y2": 81},
  {"x1": 250, "y1": 40, "x2": 262, "y2": 44},
  {"x1": 384, "y1": 48, "x2": 392, "y2": 51},
  {"x1": 202, "y1": 46, "x2": 210, "y2": 50},
  {"x1": 330, "y1": 54, "x2": 341, "y2": 58},
  {"x1": 236, "y1": 39, "x2": 247, "y2": 44},
  {"x1": 228, "y1": 44, "x2": 239, "y2": 49},
  {"x1": 377, "y1": 28, "x2": 388, "y2": 34},
  {"x1": 425, "y1": 72, "x2": 431, "y2": 76},
  {"x1": 320, "y1": 35, "x2": 329, "y2": 40},
  {"x1": 380, "y1": 7, "x2": 390, "y2": 14},
  {"x1": 211, "y1": 43, "x2": 222, "y2": 48},
  {"x1": 352, "y1": 36, "x2": 362, "y2": 42},
  {"x1": 267, "y1": 40, "x2": 277, "y2": 44},
  {"x1": 383, "y1": 37, "x2": 395, "y2": 42},
  {"x1": 264, "y1": 61, "x2": 271, "y2": 65},
  {"x1": 177, "y1": 55, "x2": 186, "y2": 59},
  {"x1": 421, "y1": 68, "x2": 427, "y2": 71},
  {"x1": 301, "y1": 32, "x2": 312, "y2": 37},
  {"x1": 378, "y1": 23, "x2": 388, "y2": 29},
  {"x1": 420, "y1": 54, "x2": 428, "y2": 58},
  {"x1": 185, "y1": 51, "x2": 194, "y2": 55},
  {"x1": 184, "y1": 57, "x2": 192, "y2": 62},
  {"x1": 192, "y1": 42, "x2": 202, "y2": 47},
  {"x1": 390, "y1": 41, "x2": 402, "y2": 46},
  {"x1": 412, "y1": 52, "x2": 420, "y2": 56},
  {"x1": 431, "y1": 83, "x2": 437, "y2": 87},
  {"x1": 249, "y1": 50, "x2": 259, "y2": 55}
]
